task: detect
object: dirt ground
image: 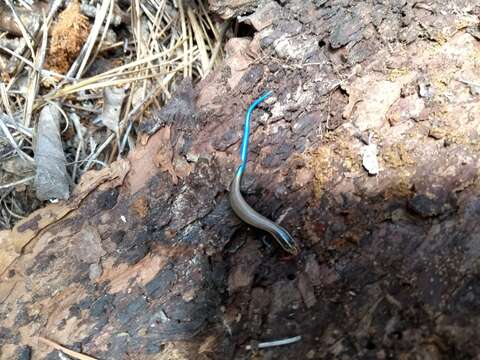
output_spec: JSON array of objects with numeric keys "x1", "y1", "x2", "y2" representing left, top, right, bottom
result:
[{"x1": 2, "y1": 0, "x2": 480, "y2": 359}]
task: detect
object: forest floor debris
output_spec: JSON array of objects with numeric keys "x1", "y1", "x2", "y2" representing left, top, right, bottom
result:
[
  {"x1": 0, "y1": 0, "x2": 231, "y2": 229},
  {"x1": 1, "y1": 0, "x2": 480, "y2": 359}
]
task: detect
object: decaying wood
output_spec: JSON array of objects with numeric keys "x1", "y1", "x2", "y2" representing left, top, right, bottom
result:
[
  {"x1": 0, "y1": 160, "x2": 129, "y2": 275},
  {"x1": 1, "y1": 0, "x2": 480, "y2": 359},
  {"x1": 44, "y1": 0, "x2": 91, "y2": 75}
]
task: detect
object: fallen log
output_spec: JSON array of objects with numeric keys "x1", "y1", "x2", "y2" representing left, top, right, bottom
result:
[{"x1": 1, "y1": 0, "x2": 480, "y2": 359}]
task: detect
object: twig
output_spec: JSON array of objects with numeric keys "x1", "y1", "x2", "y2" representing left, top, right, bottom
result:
[
  {"x1": 3, "y1": 0, "x2": 35, "y2": 54},
  {"x1": 45, "y1": 100, "x2": 70, "y2": 134},
  {"x1": 67, "y1": 0, "x2": 110, "y2": 80},
  {"x1": 49, "y1": 70, "x2": 184, "y2": 98},
  {"x1": 23, "y1": 13, "x2": 48, "y2": 128},
  {"x1": 4, "y1": 198, "x2": 25, "y2": 219},
  {"x1": 457, "y1": 78, "x2": 480, "y2": 87},
  {"x1": 0, "y1": 113, "x2": 33, "y2": 138},
  {"x1": 69, "y1": 112, "x2": 85, "y2": 183},
  {"x1": 84, "y1": 133, "x2": 115, "y2": 171},
  {"x1": 0, "y1": 82, "x2": 15, "y2": 120},
  {"x1": 38, "y1": 337, "x2": 98, "y2": 360},
  {"x1": 4, "y1": 0, "x2": 61, "y2": 82},
  {"x1": 178, "y1": 0, "x2": 188, "y2": 77},
  {"x1": 0, "y1": 176, "x2": 34, "y2": 190},
  {"x1": 118, "y1": 120, "x2": 133, "y2": 156},
  {"x1": 46, "y1": 46, "x2": 189, "y2": 98},
  {"x1": 0, "y1": 45, "x2": 74, "y2": 81},
  {"x1": 206, "y1": 20, "x2": 230, "y2": 73},
  {"x1": 84, "y1": 0, "x2": 115, "y2": 75},
  {"x1": 0, "y1": 113, "x2": 34, "y2": 162},
  {"x1": 245, "y1": 335, "x2": 302, "y2": 350},
  {"x1": 187, "y1": 14, "x2": 194, "y2": 78},
  {"x1": 187, "y1": 7, "x2": 209, "y2": 75},
  {"x1": 198, "y1": 0, "x2": 219, "y2": 39}
]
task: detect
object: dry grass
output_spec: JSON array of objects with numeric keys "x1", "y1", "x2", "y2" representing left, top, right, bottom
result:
[{"x1": 0, "y1": 0, "x2": 228, "y2": 229}]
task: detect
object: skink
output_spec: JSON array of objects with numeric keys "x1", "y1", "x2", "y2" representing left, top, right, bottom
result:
[{"x1": 229, "y1": 91, "x2": 299, "y2": 255}]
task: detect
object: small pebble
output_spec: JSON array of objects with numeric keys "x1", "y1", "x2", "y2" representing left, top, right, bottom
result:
[{"x1": 362, "y1": 143, "x2": 379, "y2": 175}]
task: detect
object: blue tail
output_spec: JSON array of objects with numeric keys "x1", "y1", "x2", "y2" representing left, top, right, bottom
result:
[{"x1": 237, "y1": 91, "x2": 273, "y2": 176}]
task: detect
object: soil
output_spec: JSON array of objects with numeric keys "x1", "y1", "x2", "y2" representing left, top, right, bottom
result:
[{"x1": 1, "y1": 0, "x2": 480, "y2": 359}]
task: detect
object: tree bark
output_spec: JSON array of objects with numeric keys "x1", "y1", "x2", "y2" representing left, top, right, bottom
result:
[{"x1": 2, "y1": 0, "x2": 480, "y2": 359}]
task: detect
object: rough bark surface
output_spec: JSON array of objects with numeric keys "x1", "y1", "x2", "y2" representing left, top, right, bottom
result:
[{"x1": 2, "y1": 0, "x2": 480, "y2": 359}]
